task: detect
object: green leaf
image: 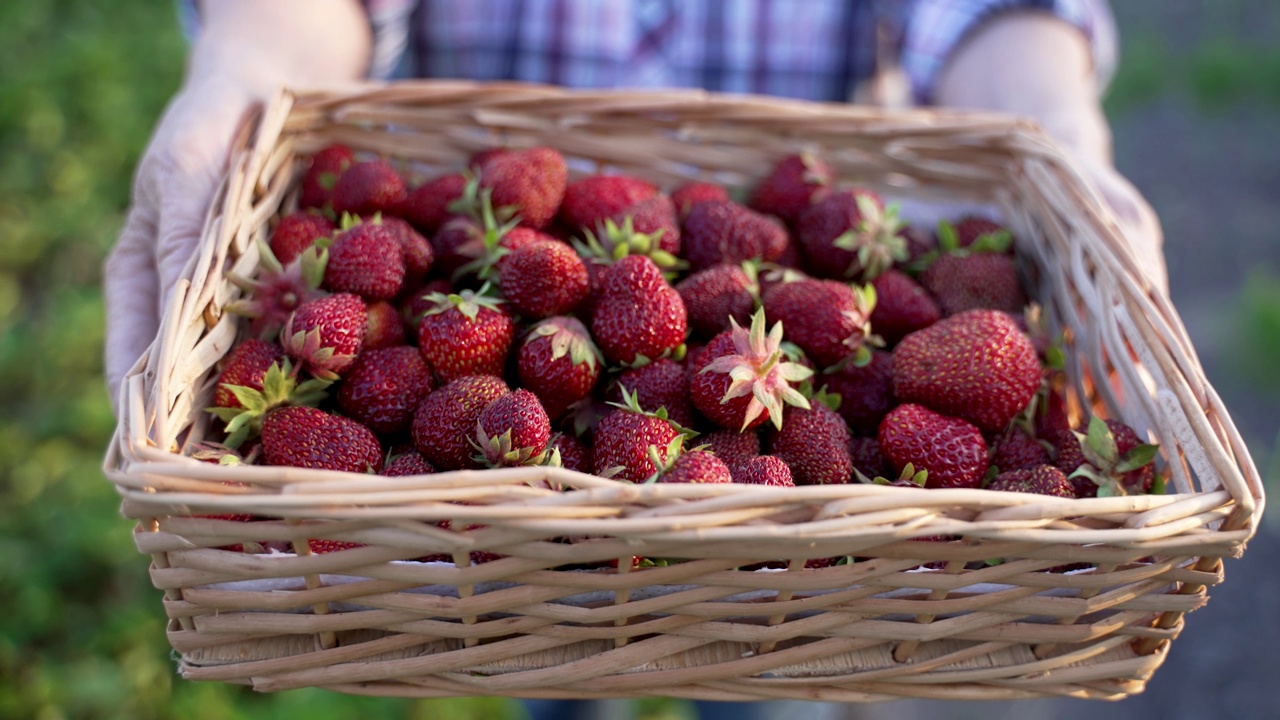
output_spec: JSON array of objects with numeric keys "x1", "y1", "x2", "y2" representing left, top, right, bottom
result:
[
  {"x1": 1116, "y1": 443, "x2": 1160, "y2": 473},
  {"x1": 1045, "y1": 345, "x2": 1066, "y2": 371},
  {"x1": 1083, "y1": 417, "x2": 1119, "y2": 468}
]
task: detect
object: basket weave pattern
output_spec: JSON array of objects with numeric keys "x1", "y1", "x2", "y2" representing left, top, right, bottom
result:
[{"x1": 105, "y1": 82, "x2": 1264, "y2": 702}]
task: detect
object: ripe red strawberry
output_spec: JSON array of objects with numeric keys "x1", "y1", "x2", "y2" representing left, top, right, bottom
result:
[
  {"x1": 592, "y1": 388, "x2": 684, "y2": 483},
  {"x1": 822, "y1": 349, "x2": 895, "y2": 436},
  {"x1": 653, "y1": 450, "x2": 733, "y2": 484},
  {"x1": 769, "y1": 403, "x2": 854, "y2": 485},
  {"x1": 324, "y1": 220, "x2": 406, "y2": 301},
  {"x1": 332, "y1": 159, "x2": 408, "y2": 217},
  {"x1": 400, "y1": 172, "x2": 467, "y2": 234},
  {"x1": 989, "y1": 429, "x2": 1051, "y2": 473},
  {"x1": 550, "y1": 432, "x2": 593, "y2": 473},
  {"x1": 299, "y1": 144, "x2": 354, "y2": 210},
  {"x1": 379, "y1": 216, "x2": 435, "y2": 287},
  {"x1": 381, "y1": 451, "x2": 436, "y2": 476},
  {"x1": 560, "y1": 175, "x2": 658, "y2": 233},
  {"x1": 411, "y1": 374, "x2": 509, "y2": 471},
  {"x1": 703, "y1": 429, "x2": 761, "y2": 472},
  {"x1": 748, "y1": 152, "x2": 834, "y2": 226},
  {"x1": 207, "y1": 356, "x2": 331, "y2": 448},
  {"x1": 591, "y1": 255, "x2": 688, "y2": 366},
  {"x1": 476, "y1": 146, "x2": 567, "y2": 230},
  {"x1": 261, "y1": 406, "x2": 383, "y2": 472},
  {"x1": 499, "y1": 240, "x2": 590, "y2": 318},
  {"x1": 681, "y1": 200, "x2": 789, "y2": 271},
  {"x1": 848, "y1": 436, "x2": 892, "y2": 480},
  {"x1": 987, "y1": 465, "x2": 1074, "y2": 498},
  {"x1": 307, "y1": 539, "x2": 364, "y2": 554},
  {"x1": 690, "y1": 310, "x2": 813, "y2": 431},
  {"x1": 337, "y1": 346, "x2": 435, "y2": 435},
  {"x1": 270, "y1": 212, "x2": 334, "y2": 266},
  {"x1": 734, "y1": 455, "x2": 794, "y2": 487},
  {"x1": 1055, "y1": 418, "x2": 1158, "y2": 497},
  {"x1": 761, "y1": 278, "x2": 878, "y2": 370},
  {"x1": 870, "y1": 270, "x2": 940, "y2": 346},
  {"x1": 919, "y1": 252, "x2": 1026, "y2": 316},
  {"x1": 475, "y1": 390, "x2": 552, "y2": 467},
  {"x1": 671, "y1": 181, "x2": 729, "y2": 219},
  {"x1": 892, "y1": 309, "x2": 1040, "y2": 432},
  {"x1": 363, "y1": 300, "x2": 407, "y2": 350},
  {"x1": 951, "y1": 216, "x2": 1011, "y2": 250},
  {"x1": 676, "y1": 263, "x2": 758, "y2": 339},
  {"x1": 212, "y1": 339, "x2": 285, "y2": 410},
  {"x1": 879, "y1": 404, "x2": 988, "y2": 489},
  {"x1": 283, "y1": 293, "x2": 367, "y2": 380},
  {"x1": 416, "y1": 288, "x2": 514, "y2": 382},
  {"x1": 612, "y1": 358, "x2": 694, "y2": 428},
  {"x1": 796, "y1": 189, "x2": 906, "y2": 281},
  {"x1": 517, "y1": 317, "x2": 602, "y2": 419}
]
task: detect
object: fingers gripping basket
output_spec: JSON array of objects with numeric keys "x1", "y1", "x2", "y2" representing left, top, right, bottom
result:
[{"x1": 105, "y1": 82, "x2": 1264, "y2": 702}]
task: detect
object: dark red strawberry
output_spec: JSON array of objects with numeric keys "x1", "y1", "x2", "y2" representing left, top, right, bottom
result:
[
  {"x1": 332, "y1": 159, "x2": 407, "y2": 218},
  {"x1": 476, "y1": 146, "x2": 567, "y2": 230},
  {"x1": 411, "y1": 374, "x2": 509, "y2": 471},
  {"x1": 671, "y1": 181, "x2": 729, "y2": 219},
  {"x1": 901, "y1": 224, "x2": 937, "y2": 266},
  {"x1": 324, "y1": 220, "x2": 406, "y2": 301},
  {"x1": 591, "y1": 255, "x2": 688, "y2": 366},
  {"x1": 748, "y1": 152, "x2": 834, "y2": 226},
  {"x1": 892, "y1": 309, "x2": 1040, "y2": 433},
  {"x1": 878, "y1": 404, "x2": 988, "y2": 489},
  {"x1": 212, "y1": 339, "x2": 284, "y2": 410},
  {"x1": 261, "y1": 406, "x2": 383, "y2": 472},
  {"x1": 1036, "y1": 385, "x2": 1072, "y2": 440},
  {"x1": 399, "y1": 278, "x2": 453, "y2": 334},
  {"x1": 676, "y1": 263, "x2": 758, "y2": 339},
  {"x1": 416, "y1": 288, "x2": 514, "y2": 382},
  {"x1": 307, "y1": 539, "x2": 364, "y2": 554},
  {"x1": 870, "y1": 270, "x2": 940, "y2": 346},
  {"x1": 299, "y1": 144, "x2": 354, "y2": 210},
  {"x1": 920, "y1": 252, "x2": 1026, "y2": 316},
  {"x1": 337, "y1": 346, "x2": 434, "y2": 435},
  {"x1": 703, "y1": 429, "x2": 761, "y2": 472},
  {"x1": 380, "y1": 216, "x2": 435, "y2": 287},
  {"x1": 381, "y1": 451, "x2": 436, "y2": 476},
  {"x1": 653, "y1": 450, "x2": 733, "y2": 484},
  {"x1": 608, "y1": 194, "x2": 681, "y2": 256},
  {"x1": 989, "y1": 429, "x2": 1051, "y2": 473},
  {"x1": 282, "y1": 293, "x2": 367, "y2": 380},
  {"x1": 848, "y1": 436, "x2": 892, "y2": 480},
  {"x1": 612, "y1": 358, "x2": 694, "y2": 428},
  {"x1": 761, "y1": 278, "x2": 878, "y2": 370},
  {"x1": 951, "y1": 216, "x2": 1011, "y2": 250},
  {"x1": 734, "y1": 455, "x2": 794, "y2": 487},
  {"x1": 517, "y1": 317, "x2": 602, "y2": 419},
  {"x1": 592, "y1": 388, "x2": 684, "y2": 483},
  {"x1": 270, "y1": 212, "x2": 334, "y2": 266},
  {"x1": 207, "y1": 356, "x2": 331, "y2": 449},
  {"x1": 1055, "y1": 417, "x2": 1159, "y2": 497},
  {"x1": 821, "y1": 349, "x2": 895, "y2": 436},
  {"x1": 363, "y1": 300, "x2": 407, "y2": 350},
  {"x1": 987, "y1": 465, "x2": 1074, "y2": 498},
  {"x1": 550, "y1": 432, "x2": 593, "y2": 473},
  {"x1": 796, "y1": 189, "x2": 905, "y2": 281},
  {"x1": 499, "y1": 240, "x2": 590, "y2": 318},
  {"x1": 681, "y1": 200, "x2": 789, "y2": 271},
  {"x1": 690, "y1": 310, "x2": 813, "y2": 431},
  {"x1": 769, "y1": 404, "x2": 854, "y2": 485},
  {"x1": 560, "y1": 175, "x2": 658, "y2": 233},
  {"x1": 475, "y1": 390, "x2": 552, "y2": 467},
  {"x1": 400, "y1": 172, "x2": 467, "y2": 234}
]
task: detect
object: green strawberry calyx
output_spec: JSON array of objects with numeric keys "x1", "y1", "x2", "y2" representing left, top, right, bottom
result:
[
  {"x1": 1067, "y1": 416, "x2": 1161, "y2": 497},
  {"x1": 855, "y1": 462, "x2": 928, "y2": 488},
  {"x1": 205, "y1": 359, "x2": 331, "y2": 448},
  {"x1": 574, "y1": 216, "x2": 686, "y2": 278},
  {"x1": 422, "y1": 282, "x2": 506, "y2": 322}
]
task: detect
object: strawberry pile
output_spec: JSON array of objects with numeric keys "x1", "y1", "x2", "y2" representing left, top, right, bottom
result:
[{"x1": 202, "y1": 145, "x2": 1164, "y2": 559}]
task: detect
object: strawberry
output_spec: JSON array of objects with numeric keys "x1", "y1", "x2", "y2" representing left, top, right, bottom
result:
[
  {"x1": 299, "y1": 144, "x2": 354, "y2": 211},
  {"x1": 703, "y1": 429, "x2": 761, "y2": 472},
  {"x1": 796, "y1": 190, "x2": 906, "y2": 281},
  {"x1": 989, "y1": 429, "x2": 1051, "y2": 473},
  {"x1": 901, "y1": 224, "x2": 937, "y2": 266},
  {"x1": 761, "y1": 278, "x2": 878, "y2": 370},
  {"x1": 1055, "y1": 417, "x2": 1159, "y2": 497},
  {"x1": 671, "y1": 181, "x2": 729, "y2": 219},
  {"x1": 848, "y1": 436, "x2": 892, "y2": 480},
  {"x1": 332, "y1": 159, "x2": 408, "y2": 218},
  {"x1": 430, "y1": 216, "x2": 487, "y2": 279},
  {"x1": 878, "y1": 404, "x2": 988, "y2": 489},
  {"x1": 381, "y1": 451, "x2": 436, "y2": 476},
  {"x1": 363, "y1": 300, "x2": 407, "y2": 350},
  {"x1": 416, "y1": 287, "x2": 514, "y2": 382},
  {"x1": 690, "y1": 310, "x2": 813, "y2": 431},
  {"x1": 307, "y1": 539, "x2": 364, "y2": 554},
  {"x1": 591, "y1": 255, "x2": 688, "y2": 366},
  {"x1": 892, "y1": 309, "x2": 1040, "y2": 433},
  {"x1": 748, "y1": 152, "x2": 834, "y2": 226},
  {"x1": 950, "y1": 216, "x2": 1011, "y2": 250},
  {"x1": 226, "y1": 239, "x2": 327, "y2": 340},
  {"x1": 560, "y1": 175, "x2": 658, "y2": 233},
  {"x1": 337, "y1": 346, "x2": 435, "y2": 435},
  {"x1": 681, "y1": 200, "x2": 789, "y2": 271},
  {"x1": 919, "y1": 252, "x2": 1026, "y2": 316},
  {"x1": 475, "y1": 390, "x2": 552, "y2": 467},
  {"x1": 869, "y1": 270, "x2": 940, "y2": 346},
  {"x1": 550, "y1": 432, "x2": 593, "y2": 473},
  {"x1": 608, "y1": 194, "x2": 682, "y2": 255},
  {"x1": 475, "y1": 146, "x2": 567, "y2": 230},
  {"x1": 400, "y1": 172, "x2": 467, "y2": 235},
  {"x1": 261, "y1": 406, "x2": 383, "y2": 473},
  {"x1": 592, "y1": 388, "x2": 686, "y2": 483},
  {"x1": 207, "y1": 357, "x2": 330, "y2": 448},
  {"x1": 270, "y1": 212, "x2": 334, "y2": 266},
  {"x1": 675, "y1": 263, "x2": 758, "y2": 339},
  {"x1": 499, "y1": 240, "x2": 590, "y2": 318},
  {"x1": 986, "y1": 465, "x2": 1074, "y2": 498},
  {"x1": 399, "y1": 278, "x2": 453, "y2": 334},
  {"x1": 821, "y1": 349, "x2": 895, "y2": 436},
  {"x1": 734, "y1": 455, "x2": 794, "y2": 487},
  {"x1": 211, "y1": 339, "x2": 285, "y2": 410},
  {"x1": 651, "y1": 449, "x2": 732, "y2": 484},
  {"x1": 411, "y1": 374, "x2": 509, "y2": 471},
  {"x1": 612, "y1": 358, "x2": 694, "y2": 428},
  {"x1": 282, "y1": 293, "x2": 367, "y2": 380},
  {"x1": 324, "y1": 219, "x2": 406, "y2": 301},
  {"x1": 769, "y1": 402, "x2": 854, "y2": 485},
  {"x1": 517, "y1": 317, "x2": 602, "y2": 419},
  {"x1": 379, "y1": 216, "x2": 435, "y2": 287}
]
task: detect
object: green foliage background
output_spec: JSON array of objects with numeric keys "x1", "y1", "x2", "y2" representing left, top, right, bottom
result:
[{"x1": 0, "y1": 1, "x2": 1276, "y2": 718}]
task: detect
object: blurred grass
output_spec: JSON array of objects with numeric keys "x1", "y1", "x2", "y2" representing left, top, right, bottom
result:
[{"x1": 2, "y1": 0, "x2": 1278, "y2": 717}]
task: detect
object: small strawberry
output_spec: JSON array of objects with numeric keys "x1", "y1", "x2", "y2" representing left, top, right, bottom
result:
[
  {"x1": 381, "y1": 451, "x2": 436, "y2": 476},
  {"x1": 550, "y1": 432, "x2": 593, "y2": 473},
  {"x1": 690, "y1": 309, "x2": 813, "y2": 431},
  {"x1": 671, "y1": 181, "x2": 729, "y2": 219},
  {"x1": 363, "y1": 300, "x2": 407, "y2": 350},
  {"x1": 207, "y1": 357, "x2": 331, "y2": 448},
  {"x1": 650, "y1": 446, "x2": 733, "y2": 484},
  {"x1": 411, "y1": 374, "x2": 509, "y2": 471},
  {"x1": 675, "y1": 263, "x2": 758, "y2": 339},
  {"x1": 499, "y1": 240, "x2": 590, "y2": 318},
  {"x1": 475, "y1": 146, "x2": 567, "y2": 230},
  {"x1": 299, "y1": 144, "x2": 354, "y2": 211},
  {"x1": 337, "y1": 346, "x2": 435, "y2": 435},
  {"x1": 416, "y1": 286, "x2": 514, "y2": 382},
  {"x1": 796, "y1": 189, "x2": 906, "y2": 281},
  {"x1": 734, "y1": 455, "x2": 794, "y2": 487},
  {"x1": 1055, "y1": 417, "x2": 1159, "y2": 497},
  {"x1": 270, "y1": 212, "x2": 334, "y2": 266},
  {"x1": 748, "y1": 152, "x2": 834, "y2": 226},
  {"x1": 821, "y1": 348, "x2": 895, "y2": 436},
  {"x1": 612, "y1": 358, "x2": 694, "y2": 428},
  {"x1": 332, "y1": 159, "x2": 408, "y2": 218},
  {"x1": 869, "y1": 270, "x2": 940, "y2": 346},
  {"x1": 282, "y1": 293, "x2": 368, "y2": 380},
  {"x1": 560, "y1": 174, "x2": 658, "y2": 233},
  {"x1": 989, "y1": 429, "x2": 1051, "y2": 473},
  {"x1": 517, "y1": 317, "x2": 602, "y2": 419},
  {"x1": 769, "y1": 399, "x2": 854, "y2": 485},
  {"x1": 681, "y1": 200, "x2": 789, "y2": 271},
  {"x1": 703, "y1": 429, "x2": 761, "y2": 472},
  {"x1": 592, "y1": 387, "x2": 687, "y2": 483},
  {"x1": 324, "y1": 218, "x2": 406, "y2": 301},
  {"x1": 400, "y1": 172, "x2": 467, "y2": 235},
  {"x1": 892, "y1": 309, "x2": 1040, "y2": 433},
  {"x1": 591, "y1": 255, "x2": 688, "y2": 366},
  {"x1": 986, "y1": 464, "x2": 1074, "y2": 498},
  {"x1": 918, "y1": 222, "x2": 1025, "y2": 315},
  {"x1": 761, "y1": 278, "x2": 879, "y2": 370},
  {"x1": 879, "y1": 404, "x2": 988, "y2": 489},
  {"x1": 848, "y1": 436, "x2": 892, "y2": 480},
  {"x1": 475, "y1": 390, "x2": 552, "y2": 467},
  {"x1": 261, "y1": 406, "x2": 383, "y2": 473},
  {"x1": 379, "y1": 216, "x2": 435, "y2": 287}
]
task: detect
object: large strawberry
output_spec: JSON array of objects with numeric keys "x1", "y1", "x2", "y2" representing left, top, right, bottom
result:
[
  {"x1": 879, "y1": 403, "x2": 988, "y2": 489},
  {"x1": 282, "y1": 293, "x2": 367, "y2": 380},
  {"x1": 1055, "y1": 417, "x2": 1159, "y2": 497},
  {"x1": 400, "y1": 172, "x2": 467, "y2": 235},
  {"x1": 690, "y1": 309, "x2": 813, "y2": 431},
  {"x1": 475, "y1": 389, "x2": 552, "y2": 467},
  {"x1": 337, "y1": 346, "x2": 435, "y2": 436},
  {"x1": 592, "y1": 388, "x2": 686, "y2": 483},
  {"x1": 299, "y1": 144, "x2": 354, "y2": 211},
  {"x1": 261, "y1": 406, "x2": 382, "y2": 473},
  {"x1": 560, "y1": 175, "x2": 658, "y2": 233},
  {"x1": 768, "y1": 398, "x2": 854, "y2": 485},
  {"x1": 590, "y1": 255, "x2": 688, "y2": 366},
  {"x1": 332, "y1": 159, "x2": 408, "y2": 218},
  {"x1": 821, "y1": 348, "x2": 895, "y2": 436},
  {"x1": 499, "y1": 239, "x2": 590, "y2": 318},
  {"x1": 475, "y1": 146, "x2": 567, "y2": 230},
  {"x1": 270, "y1": 211, "x2": 334, "y2": 266},
  {"x1": 676, "y1": 263, "x2": 758, "y2": 339},
  {"x1": 681, "y1": 200, "x2": 789, "y2": 271},
  {"x1": 517, "y1": 317, "x2": 602, "y2": 420},
  {"x1": 411, "y1": 374, "x2": 509, "y2": 471},
  {"x1": 612, "y1": 358, "x2": 694, "y2": 428},
  {"x1": 870, "y1": 269, "x2": 940, "y2": 346},
  {"x1": 892, "y1": 309, "x2": 1039, "y2": 433},
  {"x1": 761, "y1": 278, "x2": 878, "y2": 370},
  {"x1": 796, "y1": 189, "x2": 905, "y2": 281},
  {"x1": 416, "y1": 286, "x2": 514, "y2": 382},
  {"x1": 324, "y1": 218, "x2": 406, "y2": 301},
  {"x1": 748, "y1": 152, "x2": 834, "y2": 226}
]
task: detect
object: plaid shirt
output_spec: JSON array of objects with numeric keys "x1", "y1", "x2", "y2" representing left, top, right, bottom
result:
[{"x1": 185, "y1": 0, "x2": 1116, "y2": 103}]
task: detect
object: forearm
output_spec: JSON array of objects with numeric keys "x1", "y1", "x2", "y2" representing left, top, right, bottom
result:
[{"x1": 934, "y1": 11, "x2": 1111, "y2": 165}]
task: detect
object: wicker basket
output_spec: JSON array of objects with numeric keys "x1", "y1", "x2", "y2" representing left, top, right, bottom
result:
[{"x1": 105, "y1": 81, "x2": 1264, "y2": 702}]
